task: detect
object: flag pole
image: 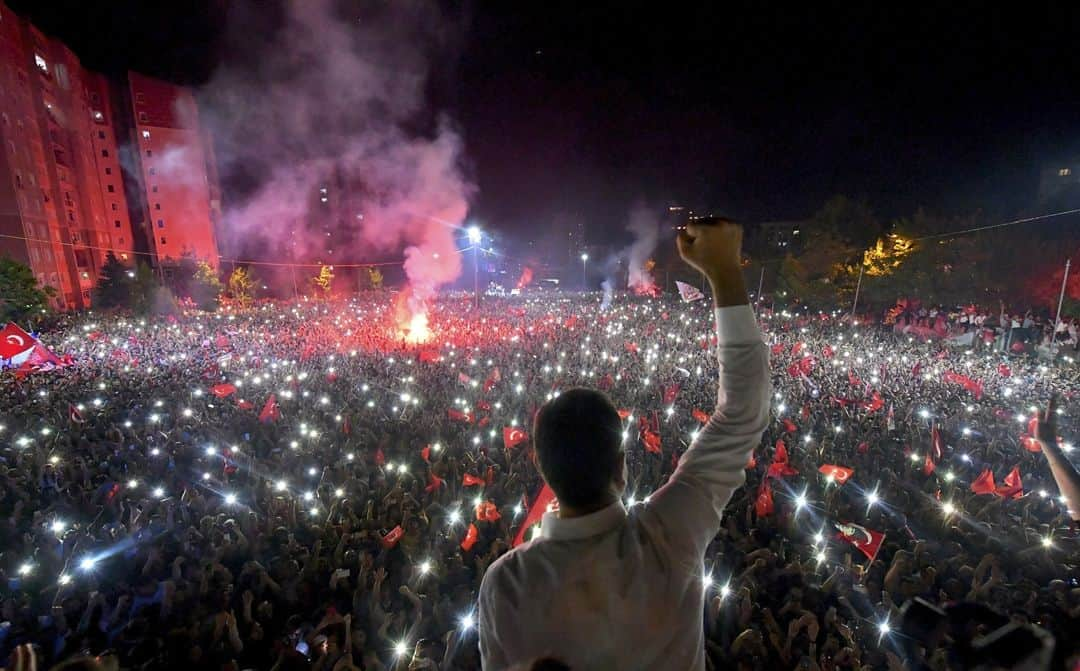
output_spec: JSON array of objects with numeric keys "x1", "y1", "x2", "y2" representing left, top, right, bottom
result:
[
  {"x1": 755, "y1": 264, "x2": 765, "y2": 309},
  {"x1": 850, "y1": 263, "x2": 866, "y2": 320},
  {"x1": 1052, "y1": 258, "x2": 1071, "y2": 358}
]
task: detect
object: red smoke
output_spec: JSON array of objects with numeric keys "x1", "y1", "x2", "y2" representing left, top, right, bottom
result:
[{"x1": 516, "y1": 267, "x2": 534, "y2": 289}]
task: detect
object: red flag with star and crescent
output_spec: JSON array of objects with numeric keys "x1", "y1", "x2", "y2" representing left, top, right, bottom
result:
[
  {"x1": 460, "y1": 523, "x2": 479, "y2": 552},
  {"x1": 818, "y1": 464, "x2": 853, "y2": 484},
  {"x1": 642, "y1": 429, "x2": 662, "y2": 454},
  {"x1": 503, "y1": 426, "x2": 528, "y2": 449},
  {"x1": 754, "y1": 480, "x2": 774, "y2": 517},
  {"x1": 258, "y1": 394, "x2": 280, "y2": 423},
  {"x1": 835, "y1": 522, "x2": 885, "y2": 561},
  {"x1": 513, "y1": 483, "x2": 557, "y2": 547},
  {"x1": 462, "y1": 473, "x2": 485, "y2": 487},
  {"x1": 692, "y1": 408, "x2": 710, "y2": 424}
]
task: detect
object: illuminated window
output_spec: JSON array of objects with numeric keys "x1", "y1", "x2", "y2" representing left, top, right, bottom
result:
[
  {"x1": 1060, "y1": 168, "x2": 1072, "y2": 177},
  {"x1": 92, "y1": 110, "x2": 103, "y2": 122},
  {"x1": 138, "y1": 112, "x2": 148, "y2": 122},
  {"x1": 157, "y1": 219, "x2": 164, "y2": 229},
  {"x1": 149, "y1": 167, "x2": 155, "y2": 176},
  {"x1": 146, "y1": 149, "x2": 152, "y2": 157},
  {"x1": 141, "y1": 130, "x2": 150, "y2": 139},
  {"x1": 34, "y1": 54, "x2": 47, "y2": 72}
]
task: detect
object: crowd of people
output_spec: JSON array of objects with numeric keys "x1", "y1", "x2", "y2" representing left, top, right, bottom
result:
[{"x1": 0, "y1": 291, "x2": 1077, "y2": 670}]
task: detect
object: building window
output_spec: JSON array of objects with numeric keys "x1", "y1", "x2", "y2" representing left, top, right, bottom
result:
[
  {"x1": 101, "y1": 149, "x2": 109, "y2": 158},
  {"x1": 114, "y1": 220, "x2": 121, "y2": 228},
  {"x1": 154, "y1": 203, "x2": 161, "y2": 210},
  {"x1": 1060, "y1": 168, "x2": 1072, "y2": 177},
  {"x1": 14, "y1": 172, "x2": 21, "y2": 188},
  {"x1": 107, "y1": 184, "x2": 114, "y2": 193},
  {"x1": 92, "y1": 110, "x2": 103, "y2": 122},
  {"x1": 97, "y1": 130, "x2": 105, "y2": 139},
  {"x1": 34, "y1": 54, "x2": 47, "y2": 72},
  {"x1": 151, "y1": 185, "x2": 158, "y2": 193},
  {"x1": 67, "y1": 211, "x2": 74, "y2": 222},
  {"x1": 160, "y1": 236, "x2": 166, "y2": 245},
  {"x1": 138, "y1": 112, "x2": 148, "y2": 122},
  {"x1": 157, "y1": 219, "x2": 165, "y2": 229},
  {"x1": 105, "y1": 167, "x2": 111, "y2": 175},
  {"x1": 148, "y1": 167, "x2": 155, "y2": 176},
  {"x1": 135, "y1": 92, "x2": 145, "y2": 104},
  {"x1": 141, "y1": 129, "x2": 150, "y2": 139},
  {"x1": 111, "y1": 203, "x2": 118, "y2": 211}
]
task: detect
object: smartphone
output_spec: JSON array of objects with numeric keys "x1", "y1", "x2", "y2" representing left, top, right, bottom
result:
[{"x1": 294, "y1": 640, "x2": 309, "y2": 657}]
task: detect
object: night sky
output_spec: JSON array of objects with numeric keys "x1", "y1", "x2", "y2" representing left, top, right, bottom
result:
[{"x1": 13, "y1": 1, "x2": 1080, "y2": 237}]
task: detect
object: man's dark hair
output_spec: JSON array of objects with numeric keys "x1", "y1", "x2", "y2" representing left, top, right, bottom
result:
[{"x1": 533, "y1": 388, "x2": 623, "y2": 509}]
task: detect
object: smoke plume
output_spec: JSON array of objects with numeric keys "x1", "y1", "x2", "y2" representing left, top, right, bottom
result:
[
  {"x1": 196, "y1": 0, "x2": 472, "y2": 305},
  {"x1": 625, "y1": 205, "x2": 660, "y2": 294}
]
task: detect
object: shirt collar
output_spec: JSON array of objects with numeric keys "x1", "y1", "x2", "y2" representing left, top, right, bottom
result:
[{"x1": 540, "y1": 501, "x2": 626, "y2": 541}]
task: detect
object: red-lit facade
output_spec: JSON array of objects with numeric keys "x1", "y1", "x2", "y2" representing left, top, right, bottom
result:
[{"x1": 0, "y1": 2, "x2": 219, "y2": 310}]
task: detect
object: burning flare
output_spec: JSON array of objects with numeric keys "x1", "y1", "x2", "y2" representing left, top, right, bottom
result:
[{"x1": 405, "y1": 311, "x2": 432, "y2": 344}]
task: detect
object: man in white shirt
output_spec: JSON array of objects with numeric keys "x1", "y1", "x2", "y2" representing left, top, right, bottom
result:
[{"x1": 478, "y1": 218, "x2": 770, "y2": 670}]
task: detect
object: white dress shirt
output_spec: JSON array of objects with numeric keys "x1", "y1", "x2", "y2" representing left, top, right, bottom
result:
[{"x1": 479, "y1": 304, "x2": 770, "y2": 671}]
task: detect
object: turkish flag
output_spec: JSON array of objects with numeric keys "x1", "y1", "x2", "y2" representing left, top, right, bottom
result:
[
  {"x1": 1020, "y1": 435, "x2": 1041, "y2": 453},
  {"x1": 463, "y1": 473, "x2": 485, "y2": 487},
  {"x1": 236, "y1": 399, "x2": 254, "y2": 410},
  {"x1": 0, "y1": 323, "x2": 34, "y2": 360},
  {"x1": 425, "y1": 472, "x2": 444, "y2": 493},
  {"x1": 835, "y1": 522, "x2": 885, "y2": 561},
  {"x1": 68, "y1": 403, "x2": 84, "y2": 424},
  {"x1": 625, "y1": 342, "x2": 639, "y2": 354},
  {"x1": 822, "y1": 344, "x2": 835, "y2": 358},
  {"x1": 458, "y1": 372, "x2": 473, "y2": 386},
  {"x1": 923, "y1": 453, "x2": 936, "y2": 476},
  {"x1": 210, "y1": 383, "x2": 237, "y2": 398},
  {"x1": 419, "y1": 349, "x2": 440, "y2": 363},
  {"x1": 475, "y1": 501, "x2": 501, "y2": 522},
  {"x1": 258, "y1": 394, "x2": 280, "y2": 423},
  {"x1": 503, "y1": 426, "x2": 528, "y2": 449},
  {"x1": 662, "y1": 383, "x2": 680, "y2": 405},
  {"x1": 786, "y1": 363, "x2": 802, "y2": 378},
  {"x1": 380, "y1": 525, "x2": 404, "y2": 549},
  {"x1": 513, "y1": 483, "x2": 557, "y2": 547},
  {"x1": 768, "y1": 439, "x2": 799, "y2": 479},
  {"x1": 862, "y1": 392, "x2": 884, "y2": 413},
  {"x1": 460, "y1": 523, "x2": 480, "y2": 552},
  {"x1": 642, "y1": 429, "x2": 662, "y2": 454},
  {"x1": 770, "y1": 343, "x2": 785, "y2": 356},
  {"x1": 782, "y1": 418, "x2": 797, "y2": 433},
  {"x1": 996, "y1": 466, "x2": 1023, "y2": 500},
  {"x1": 484, "y1": 368, "x2": 502, "y2": 392},
  {"x1": 754, "y1": 480, "x2": 774, "y2": 517},
  {"x1": 478, "y1": 416, "x2": 491, "y2": 428},
  {"x1": 791, "y1": 342, "x2": 805, "y2": 357},
  {"x1": 447, "y1": 408, "x2": 474, "y2": 424},
  {"x1": 998, "y1": 363, "x2": 1011, "y2": 377},
  {"x1": 420, "y1": 445, "x2": 431, "y2": 462},
  {"x1": 692, "y1": 408, "x2": 710, "y2": 424},
  {"x1": 848, "y1": 370, "x2": 861, "y2": 387},
  {"x1": 818, "y1": 464, "x2": 853, "y2": 484},
  {"x1": 970, "y1": 469, "x2": 997, "y2": 495},
  {"x1": 617, "y1": 408, "x2": 632, "y2": 419},
  {"x1": 214, "y1": 334, "x2": 230, "y2": 349}
]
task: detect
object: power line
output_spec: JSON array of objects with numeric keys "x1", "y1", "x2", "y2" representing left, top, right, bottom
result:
[{"x1": 910, "y1": 208, "x2": 1080, "y2": 241}]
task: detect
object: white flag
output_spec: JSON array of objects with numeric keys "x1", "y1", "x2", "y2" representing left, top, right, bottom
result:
[{"x1": 676, "y1": 281, "x2": 705, "y2": 302}]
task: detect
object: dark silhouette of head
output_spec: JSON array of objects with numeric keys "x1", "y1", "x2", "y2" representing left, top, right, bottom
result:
[{"x1": 533, "y1": 388, "x2": 625, "y2": 510}]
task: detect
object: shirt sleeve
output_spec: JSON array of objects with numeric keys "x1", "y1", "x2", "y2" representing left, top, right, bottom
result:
[
  {"x1": 649, "y1": 304, "x2": 770, "y2": 555},
  {"x1": 478, "y1": 565, "x2": 511, "y2": 671}
]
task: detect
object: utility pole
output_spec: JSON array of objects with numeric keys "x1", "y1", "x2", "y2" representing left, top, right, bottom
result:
[
  {"x1": 755, "y1": 264, "x2": 765, "y2": 309},
  {"x1": 850, "y1": 263, "x2": 866, "y2": 320}
]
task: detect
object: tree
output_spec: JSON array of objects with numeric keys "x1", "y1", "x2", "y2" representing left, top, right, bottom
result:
[
  {"x1": 92, "y1": 252, "x2": 134, "y2": 310},
  {"x1": 313, "y1": 264, "x2": 334, "y2": 297},
  {"x1": 228, "y1": 267, "x2": 255, "y2": 308},
  {"x1": 191, "y1": 261, "x2": 223, "y2": 311},
  {"x1": 0, "y1": 257, "x2": 54, "y2": 323},
  {"x1": 812, "y1": 195, "x2": 882, "y2": 250},
  {"x1": 129, "y1": 262, "x2": 161, "y2": 315}
]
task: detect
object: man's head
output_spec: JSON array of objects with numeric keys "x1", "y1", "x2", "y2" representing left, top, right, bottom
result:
[{"x1": 533, "y1": 388, "x2": 625, "y2": 510}]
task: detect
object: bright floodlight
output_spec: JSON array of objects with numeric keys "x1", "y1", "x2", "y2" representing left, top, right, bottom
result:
[
  {"x1": 1042, "y1": 536, "x2": 1053, "y2": 548},
  {"x1": 467, "y1": 225, "x2": 482, "y2": 244},
  {"x1": 459, "y1": 612, "x2": 476, "y2": 630},
  {"x1": 79, "y1": 557, "x2": 97, "y2": 572},
  {"x1": 942, "y1": 501, "x2": 956, "y2": 515},
  {"x1": 866, "y1": 490, "x2": 880, "y2": 506},
  {"x1": 702, "y1": 573, "x2": 713, "y2": 589},
  {"x1": 393, "y1": 641, "x2": 408, "y2": 657},
  {"x1": 581, "y1": 253, "x2": 589, "y2": 261},
  {"x1": 224, "y1": 493, "x2": 237, "y2": 505},
  {"x1": 794, "y1": 492, "x2": 808, "y2": 510},
  {"x1": 878, "y1": 621, "x2": 891, "y2": 636},
  {"x1": 448, "y1": 509, "x2": 462, "y2": 525},
  {"x1": 720, "y1": 582, "x2": 732, "y2": 598},
  {"x1": 420, "y1": 560, "x2": 432, "y2": 575}
]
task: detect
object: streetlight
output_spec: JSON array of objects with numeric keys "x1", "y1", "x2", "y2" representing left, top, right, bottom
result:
[
  {"x1": 581, "y1": 252, "x2": 589, "y2": 289},
  {"x1": 467, "y1": 226, "x2": 482, "y2": 309}
]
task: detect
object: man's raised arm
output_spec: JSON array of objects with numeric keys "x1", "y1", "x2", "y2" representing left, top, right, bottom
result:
[{"x1": 651, "y1": 219, "x2": 770, "y2": 553}]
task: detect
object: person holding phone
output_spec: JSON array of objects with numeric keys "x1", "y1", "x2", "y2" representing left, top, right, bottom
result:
[{"x1": 478, "y1": 218, "x2": 770, "y2": 670}]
